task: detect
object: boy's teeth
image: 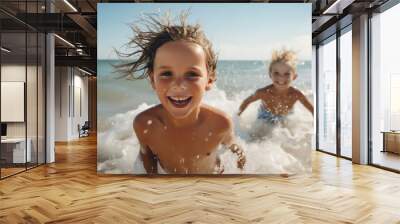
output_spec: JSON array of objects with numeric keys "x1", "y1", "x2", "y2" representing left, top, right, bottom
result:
[
  {"x1": 170, "y1": 96, "x2": 190, "y2": 101},
  {"x1": 168, "y1": 96, "x2": 192, "y2": 107}
]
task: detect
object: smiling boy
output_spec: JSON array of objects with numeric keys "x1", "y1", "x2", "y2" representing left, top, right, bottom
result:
[
  {"x1": 238, "y1": 49, "x2": 313, "y2": 124},
  {"x1": 116, "y1": 14, "x2": 245, "y2": 174}
]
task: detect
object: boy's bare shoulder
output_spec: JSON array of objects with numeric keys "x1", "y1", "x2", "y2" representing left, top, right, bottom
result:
[
  {"x1": 289, "y1": 87, "x2": 305, "y2": 97},
  {"x1": 256, "y1": 85, "x2": 273, "y2": 95},
  {"x1": 201, "y1": 104, "x2": 232, "y2": 131},
  {"x1": 133, "y1": 105, "x2": 163, "y2": 130}
]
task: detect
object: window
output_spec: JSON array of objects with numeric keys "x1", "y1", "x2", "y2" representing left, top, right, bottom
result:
[
  {"x1": 317, "y1": 36, "x2": 337, "y2": 154},
  {"x1": 339, "y1": 28, "x2": 352, "y2": 158},
  {"x1": 370, "y1": 3, "x2": 400, "y2": 171}
]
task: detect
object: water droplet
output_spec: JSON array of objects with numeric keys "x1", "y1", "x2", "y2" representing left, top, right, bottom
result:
[
  {"x1": 204, "y1": 138, "x2": 208, "y2": 142},
  {"x1": 147, "y1": 120, "x2": 152, "y2": 125},
  {"x1": 196, "y1": 155, "x2": 200, "y2": 159},
  {"x1": 164, "y1": 126, "x2": 167, "y2": 130},
  {"x1": 174, "y1": 168, "x2": 177, "y2": 173},
  {"x1": 143, "y1": 129, "x2": 148, "y2": 134},
  {"x1": 208, "y1": 132, "x2": 212, "y2": 136}
]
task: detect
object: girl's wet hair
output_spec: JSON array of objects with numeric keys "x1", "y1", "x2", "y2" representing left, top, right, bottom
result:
[
  {"x1": 268, "y1": 49, "x2": 297, "y2": 74},
  {"x1": 114, "y1": 12, "x2": 217, "y2": 81}
]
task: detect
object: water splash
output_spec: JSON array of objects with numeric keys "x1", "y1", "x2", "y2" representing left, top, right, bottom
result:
[{"x1": 97, "y1": 86, "x2": 313, "y2": 174}]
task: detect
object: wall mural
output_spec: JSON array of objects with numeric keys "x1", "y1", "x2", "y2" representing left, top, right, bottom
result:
[{"x1": 97, "y1": 3, "x2": 313, "y2": 175}]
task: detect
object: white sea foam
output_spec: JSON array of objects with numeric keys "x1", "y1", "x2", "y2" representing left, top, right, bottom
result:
[{"x1": 97, "y1": 86, "x2": 313, "y2": 174}]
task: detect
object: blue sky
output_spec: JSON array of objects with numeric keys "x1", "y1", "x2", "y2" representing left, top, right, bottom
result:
[{"x1": 98, "y1": 3, "x2": 311, "y2": 60}]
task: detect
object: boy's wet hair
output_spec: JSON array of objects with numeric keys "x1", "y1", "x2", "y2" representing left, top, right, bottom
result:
[
  {"x1": 114, "y1": 12, "x2": 217, "y2": 81},
  {"x1": 268, "y1": 49, "x2": 297, "y2": 74}
]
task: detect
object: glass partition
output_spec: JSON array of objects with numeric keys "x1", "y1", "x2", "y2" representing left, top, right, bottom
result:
[
  {"x1": 1, "y1": 31, "x2": 28, "y2": 178},
  {"x1": 0, "y1": 1, "x2": 46, "y2": 179}
]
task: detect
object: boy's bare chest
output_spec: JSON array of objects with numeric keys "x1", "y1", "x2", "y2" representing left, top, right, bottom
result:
[
  {"x1": 146, "y1": 126, "x2": 223, "y2": 173},
  {"x1": 261, "y1": 93, "x2": 298, "y2": 113},
  {"x1": 148, "y1": 126, "x2": 223, "y2": 157}
]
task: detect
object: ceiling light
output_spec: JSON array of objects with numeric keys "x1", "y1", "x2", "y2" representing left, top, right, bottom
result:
[
  {"x1": 63, "y1": 0, "x2": 78, "y2": 12},
  {"x1": 322, "y1": 0, "x2": 355, "y2": 15},
  {"x1": 54, "y1": 34, "x2": 75, "y2": 48},
  {"x1": 76, "y1": 48, "x2": 85, "y2": 55},
  {"x1": 78, "y1": 67, "x2": 93, "y2": 76},
  {"x1": 1, "y1": 47, "x2": 11, "y2": 53},
  {"x1": 323, "y1": 0, "x2": 343, "y2": 14}
]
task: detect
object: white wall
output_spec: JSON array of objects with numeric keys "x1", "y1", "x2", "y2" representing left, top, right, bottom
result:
[
  {"x1": 55, "y1": 66, "x2": 69, "y2": 141},
  {"x1": 55, "y1": 67, "x2": 89, "y2": 141}
]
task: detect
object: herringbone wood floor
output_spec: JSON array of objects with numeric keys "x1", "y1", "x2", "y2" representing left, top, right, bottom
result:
[{"x1": 1, "y1": 135, "x2": 400, "y2": 224}]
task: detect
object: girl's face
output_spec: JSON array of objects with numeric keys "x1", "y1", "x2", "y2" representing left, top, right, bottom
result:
[
  {"x1": 151, "y1": 40, "x2": 213, "y2": 119},
  {"x1": 269, "y1": 62, "x2": 297, "y2": 91}
]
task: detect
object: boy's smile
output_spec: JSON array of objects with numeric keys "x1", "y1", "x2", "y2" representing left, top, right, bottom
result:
[
  {"x1": 151, "y1": 40, "x2": 213, "y2": 121},
  {"x1": 167, "y1": 96, "x2": 192, "y2": 108}
]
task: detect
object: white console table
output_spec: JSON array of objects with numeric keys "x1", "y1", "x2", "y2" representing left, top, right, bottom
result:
[{"x1": 1, "y1": 138, "x2": 31, "y2": 163}]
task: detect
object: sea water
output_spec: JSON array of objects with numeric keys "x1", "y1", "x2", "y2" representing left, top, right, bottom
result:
[{"x1": 97, "y1": 60, "x2": 313, "y2": 174}]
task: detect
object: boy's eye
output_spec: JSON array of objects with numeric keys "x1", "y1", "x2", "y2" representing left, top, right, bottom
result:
[
  {"x1": 186, "y1": 72, "x2": 201, "y2": 79},
  {"x1": 284, "y1": 73, "x2": 291, "y2": 76},
  {"x1": 159, "y1": 71, "x2": 172, "y2": 78}
]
